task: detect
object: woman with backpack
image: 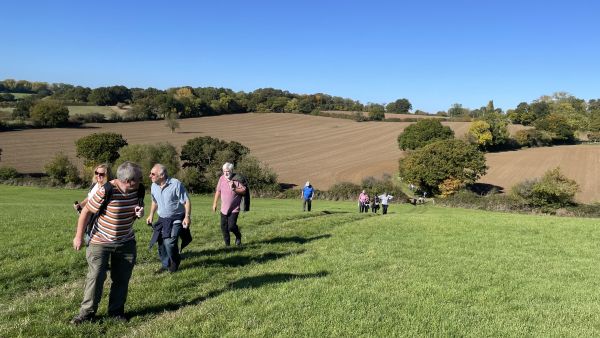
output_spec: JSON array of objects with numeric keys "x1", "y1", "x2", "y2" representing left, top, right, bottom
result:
[{"x1": 73, "y1": 164, "x2": 111, "y2": 213}]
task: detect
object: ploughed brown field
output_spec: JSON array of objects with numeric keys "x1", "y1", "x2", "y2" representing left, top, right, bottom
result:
[{"x1": 1, "y1": 113, "x2": 598, "y2": 202}]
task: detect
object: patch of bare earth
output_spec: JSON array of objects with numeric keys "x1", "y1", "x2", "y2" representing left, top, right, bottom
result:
[{"x1": 0, "y1": 113, "x2": 596, "y2": 202}]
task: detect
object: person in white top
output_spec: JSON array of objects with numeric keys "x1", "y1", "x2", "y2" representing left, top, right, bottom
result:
[
  {"x1": 378, "y1": 192, "x2": 393, "y2": 215},
  {"x1": 73, "y1": 163, "x2": 110, "y2": 213}
]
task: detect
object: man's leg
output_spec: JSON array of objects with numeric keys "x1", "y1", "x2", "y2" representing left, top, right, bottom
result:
[
  {"x1": 220, "y1": 213, "x2": 231, "y2": 246},
  {"x1": 382, "y1": 205, "x2": 388, "y2": 214},
  {"x1": 228, "y1": 212, "x2": 242, "y2": 246},
  {"x1": 157, "y1": 237, "x2": 169, "y2": 269},
  {"x1": 107, "y1": 240, "x2": 136, "y2": 317},
  {"x1": 307, "y1": 199, "x2": 312, "y2": 212},
  {"x1": 163, "y1": 223, "x2": 182, "y2": 271},
  {"x1": 303, "y1": 199, "x2": 307, "y2": 211},
  {"x1": 78, "y1": 244, "x2": 110, "y2": 318}
]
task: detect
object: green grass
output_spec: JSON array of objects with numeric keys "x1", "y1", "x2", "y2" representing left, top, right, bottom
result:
[
  {"x1": 11, "y1": 93, "x2": 33, "y2": 99},
  {"x1": 2, "y1": 185, "x2": 600, "y2": 336},
  {"x1": 67, "y1": 105, "x2": 118, "y2": 116}
]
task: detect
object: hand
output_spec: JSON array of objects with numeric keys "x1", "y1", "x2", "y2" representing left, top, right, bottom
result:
[
  {"x1": 73, "y1": 236, "x2": 83, "y2": 251},
  {"x1": 135, "y1": 206, "x2": 144, "y2": 218},
  {"x1": 146, "y1": 215, "x2": 153, "y2": 225},
  {"x1": 183, "y1": 216, "x2": 190, "y2": 229},
  {"x1": 212, "y1": 203, "x2": 217, "y2": 213}
]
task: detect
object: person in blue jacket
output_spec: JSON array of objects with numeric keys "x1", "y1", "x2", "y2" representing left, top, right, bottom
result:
[{"x1": 301, "y1": 181, "x2": 315, "y2": 211}]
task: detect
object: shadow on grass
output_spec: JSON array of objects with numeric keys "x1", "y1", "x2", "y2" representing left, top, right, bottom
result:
[
  {"x1": 128, "y1": 271, "x2": 328, "y2": 318},
  {"x1": 255, "y1": 234, "x2": 332, "y2": 245},
  {"x1": 182, "y1": 250, "x2": 305, "y2": 269}
]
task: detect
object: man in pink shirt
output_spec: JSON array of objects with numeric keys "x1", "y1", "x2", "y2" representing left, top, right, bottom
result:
[{"x1": 212, "y1": 162, "x2": 246, "y2": 246}]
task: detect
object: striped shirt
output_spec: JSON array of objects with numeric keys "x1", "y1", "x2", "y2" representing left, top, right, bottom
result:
[{"x1": 86, "y1": 182, "x2": 138, "y2": 244}]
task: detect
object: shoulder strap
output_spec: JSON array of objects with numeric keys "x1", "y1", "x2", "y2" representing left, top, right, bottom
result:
[
  {"x1": 137, "y1": 183, "x2": 145, "y2": 207},
  {"x1": 97, "y1": 182, "x2": 114, "y2": 215}
]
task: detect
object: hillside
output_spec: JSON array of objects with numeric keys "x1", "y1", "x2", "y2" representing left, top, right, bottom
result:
[{"x1": 0, "y1": 113, "x2": 596, "y2": 202}]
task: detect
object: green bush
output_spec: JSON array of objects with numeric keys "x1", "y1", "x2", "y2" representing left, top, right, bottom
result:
[
  {"x1": 115, "y1": 143, "x2": 180, "y2": 188},
  {"x1": 177, "y1": 166, "x2": 206, "y2": 194},
  {"x1": 234, "y1": 156, "x2": 279, "y2": 195},
  {"x1": 368, "y1": 111, "x2": 385, "y2": 121},
  {"x1": 44, "y1": 152, "x2": 80, "y2": 184},
  {"x1": 587, "y1": 131, "x2": 600, "y2": 143},
  {"x1": 0, "y1": 166, "x2": 20, "y2": 180},
  {"x1": 30, "y1": 100, "x2": 69, "y2": 127},
  {"x1": 514, "y1": 129, "x2": 553, "y2": 147},
  {"x1": 397, "y1": 119, "x2": 454, "y2": 150},
  {"x1": 511, "y1": 167, "x2": 579, "y2": 208},
  {"x1": 398, "y1": 139, "x2": 487, "y2": 195},
  {"x1": 75, "y1": 132, "x2": 128, "y2": 167},
  {"x1": 324, "y1": 182, "x2": 361, "y2": 200}
]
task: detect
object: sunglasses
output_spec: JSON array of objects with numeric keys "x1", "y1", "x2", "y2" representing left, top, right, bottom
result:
[{"x1": 95, "y1": 171, "x2": 106, "y2": 177}]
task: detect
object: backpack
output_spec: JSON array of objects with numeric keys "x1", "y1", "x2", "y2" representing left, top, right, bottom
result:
[
  {"x1": 231, "y1": 173, "x2": 250, "y2": 212},
  {"x1": 85, "y1": 182, "x2": 145, "y2": 245}
]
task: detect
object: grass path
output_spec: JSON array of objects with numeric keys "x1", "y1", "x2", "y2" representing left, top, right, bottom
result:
[{"x1": 2, "y1": 185, "x2": 600, "y2": 336}]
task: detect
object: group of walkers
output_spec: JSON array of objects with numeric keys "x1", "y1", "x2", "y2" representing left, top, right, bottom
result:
[
  {"x1": 70, "y1": 163, "x2": 397, "y2": 324},
  {"x1": 70, "y1": 161, "x2": 246, "y2": 325},
  {"x1": 358, "y1": 190, "x2": 393, "y2": 214}
]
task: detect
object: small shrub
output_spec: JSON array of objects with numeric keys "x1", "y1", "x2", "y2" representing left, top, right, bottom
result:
[
  {"x1": 0, "y1": 166, "x2": 20, "y2": 180},
  {"x1": 327, "y1": 182, "x2": 362, "y2": 200},
  {"x1": 514, "y1": 129, "x2": 553, "y2": 147},
  {"x1": 107, "y1": 111, "x2": 123, "y2": 122},
  {"x1": 587, "y1": 131, "x2": 600, "y2": 143},
  {"x1": 44, "y1": 152, "x2": 80, "y2": 184},
  {"x1": 511, "y1": 167, "x2": 579, "y2": 208},
  {"x1": 177, "y1": 166, "x2": 207, "y2": 194}
]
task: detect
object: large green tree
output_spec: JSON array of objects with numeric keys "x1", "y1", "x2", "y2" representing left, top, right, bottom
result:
[
  {"x1": 30, "y1": 100, "x2": 69, "y2": 127},
  {"x1": 386, "y1": 98, "x2": 412, "y2": 113},
  {"x1": 75, "y1": 132, "x2": 128, "y2": 167},
  {"x1": 399, "y1": 139, "x2": 487, "y2": 195},
  {"x1": 397, "y1": 119, "x2": 454, "y2": 150}
]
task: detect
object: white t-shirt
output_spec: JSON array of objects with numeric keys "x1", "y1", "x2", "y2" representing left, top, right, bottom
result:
[{"x1": 87, "y1": 182, "x2": 100, "y2": 200}]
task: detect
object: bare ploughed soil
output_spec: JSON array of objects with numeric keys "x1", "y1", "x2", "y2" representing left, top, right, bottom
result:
[{"x1": 1, "y1": 113, "x2": 597, "y2": 202}]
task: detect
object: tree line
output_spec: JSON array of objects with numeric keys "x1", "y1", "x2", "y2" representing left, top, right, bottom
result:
[{"x1": 0, "y1": 79, "x2": 414, "y2": 128}]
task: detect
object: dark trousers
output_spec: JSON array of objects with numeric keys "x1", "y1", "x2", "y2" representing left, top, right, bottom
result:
[
  {"x1": 359, "y1": 202, "x2": 369, "y2": 213},
  {"x1": 303, "y1": 199, "x2": 312, "y2": 211},
  {"x1": 157, "y1": 222, "x2": 182, "y2": 271},
  {"x1": 220, "y1": 212, "x2": 242, "y2": 246},
  {"x1": 382, "y1": 204, "x2": 388, "y2": 214},
  {"x1": 79, "y1": 240, "x2": 136, "y2": 317}
]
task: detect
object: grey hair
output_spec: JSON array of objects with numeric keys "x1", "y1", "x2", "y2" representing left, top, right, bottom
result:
[
  {"x1": 154, "y1": 163, "x2": 167, "y2": 176},
  {"x1": 117, "y1": 161, "x2": 141, "y2": 182},
  {"x1": 222, "y1": 162, "x2": 234, "y2": 171}
]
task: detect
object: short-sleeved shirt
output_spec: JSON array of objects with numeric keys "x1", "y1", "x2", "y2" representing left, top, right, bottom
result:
[
  {"x1": 378, "y1": 194, "x2": 393, "y2": 205},
  {"x1": 302, "y1": 186, "x2": 314, "y2": 200},
  {"x1": 216, "y1": 175, "x2": 246, "y2": 214},
  {"x1": 151, "y1": 177, "x2": 189, "y2": 218},
  {"x1": 87, "y1": 182, "x2": 100, "y2": 200},
  {"x1": 86, "y1": 182, "x2": 138, "y2": 245}
]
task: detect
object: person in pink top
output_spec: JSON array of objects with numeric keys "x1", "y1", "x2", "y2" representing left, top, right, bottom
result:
[
  {"x1": 358, "y1": 190, "x2": 370, "y2": 213},
  {"x1": 212, "y1": 162, "x2": 247, "y2": 246}
]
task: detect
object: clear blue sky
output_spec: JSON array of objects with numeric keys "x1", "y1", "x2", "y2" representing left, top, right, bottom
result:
[{"x1": 3, "y1": 0, "x2": 600, "y2": 113}]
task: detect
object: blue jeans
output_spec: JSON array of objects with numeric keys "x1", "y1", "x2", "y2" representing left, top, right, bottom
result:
[{"x1": 157, "y1": 222, "x2": 182, "y2": 271}]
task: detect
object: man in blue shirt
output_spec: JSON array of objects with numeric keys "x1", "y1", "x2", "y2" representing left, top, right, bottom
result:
[
  {"x1": 146, "y1": 164, "x2": 191, "y2": 273},
  {"x1": 301, "y1": 181, "x2": 315, "y2": 212}
]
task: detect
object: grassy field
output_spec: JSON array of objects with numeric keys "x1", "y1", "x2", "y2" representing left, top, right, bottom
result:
[
  {"x1": 67, "y1": 105, "x2": 122, "y2": 116},
  {"x1": 2, "y1": 185, "x2": 600, "y2": 337}
]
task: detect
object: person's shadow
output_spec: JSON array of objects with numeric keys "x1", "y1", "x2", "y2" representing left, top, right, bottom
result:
[{"x1": 128, "y1": 271, "x2": 328, "y2": 318}]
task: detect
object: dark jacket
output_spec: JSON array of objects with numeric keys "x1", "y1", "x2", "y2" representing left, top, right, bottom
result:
[{"x1": 148, "y1": 216, "x2": 183, "y2": 249}]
